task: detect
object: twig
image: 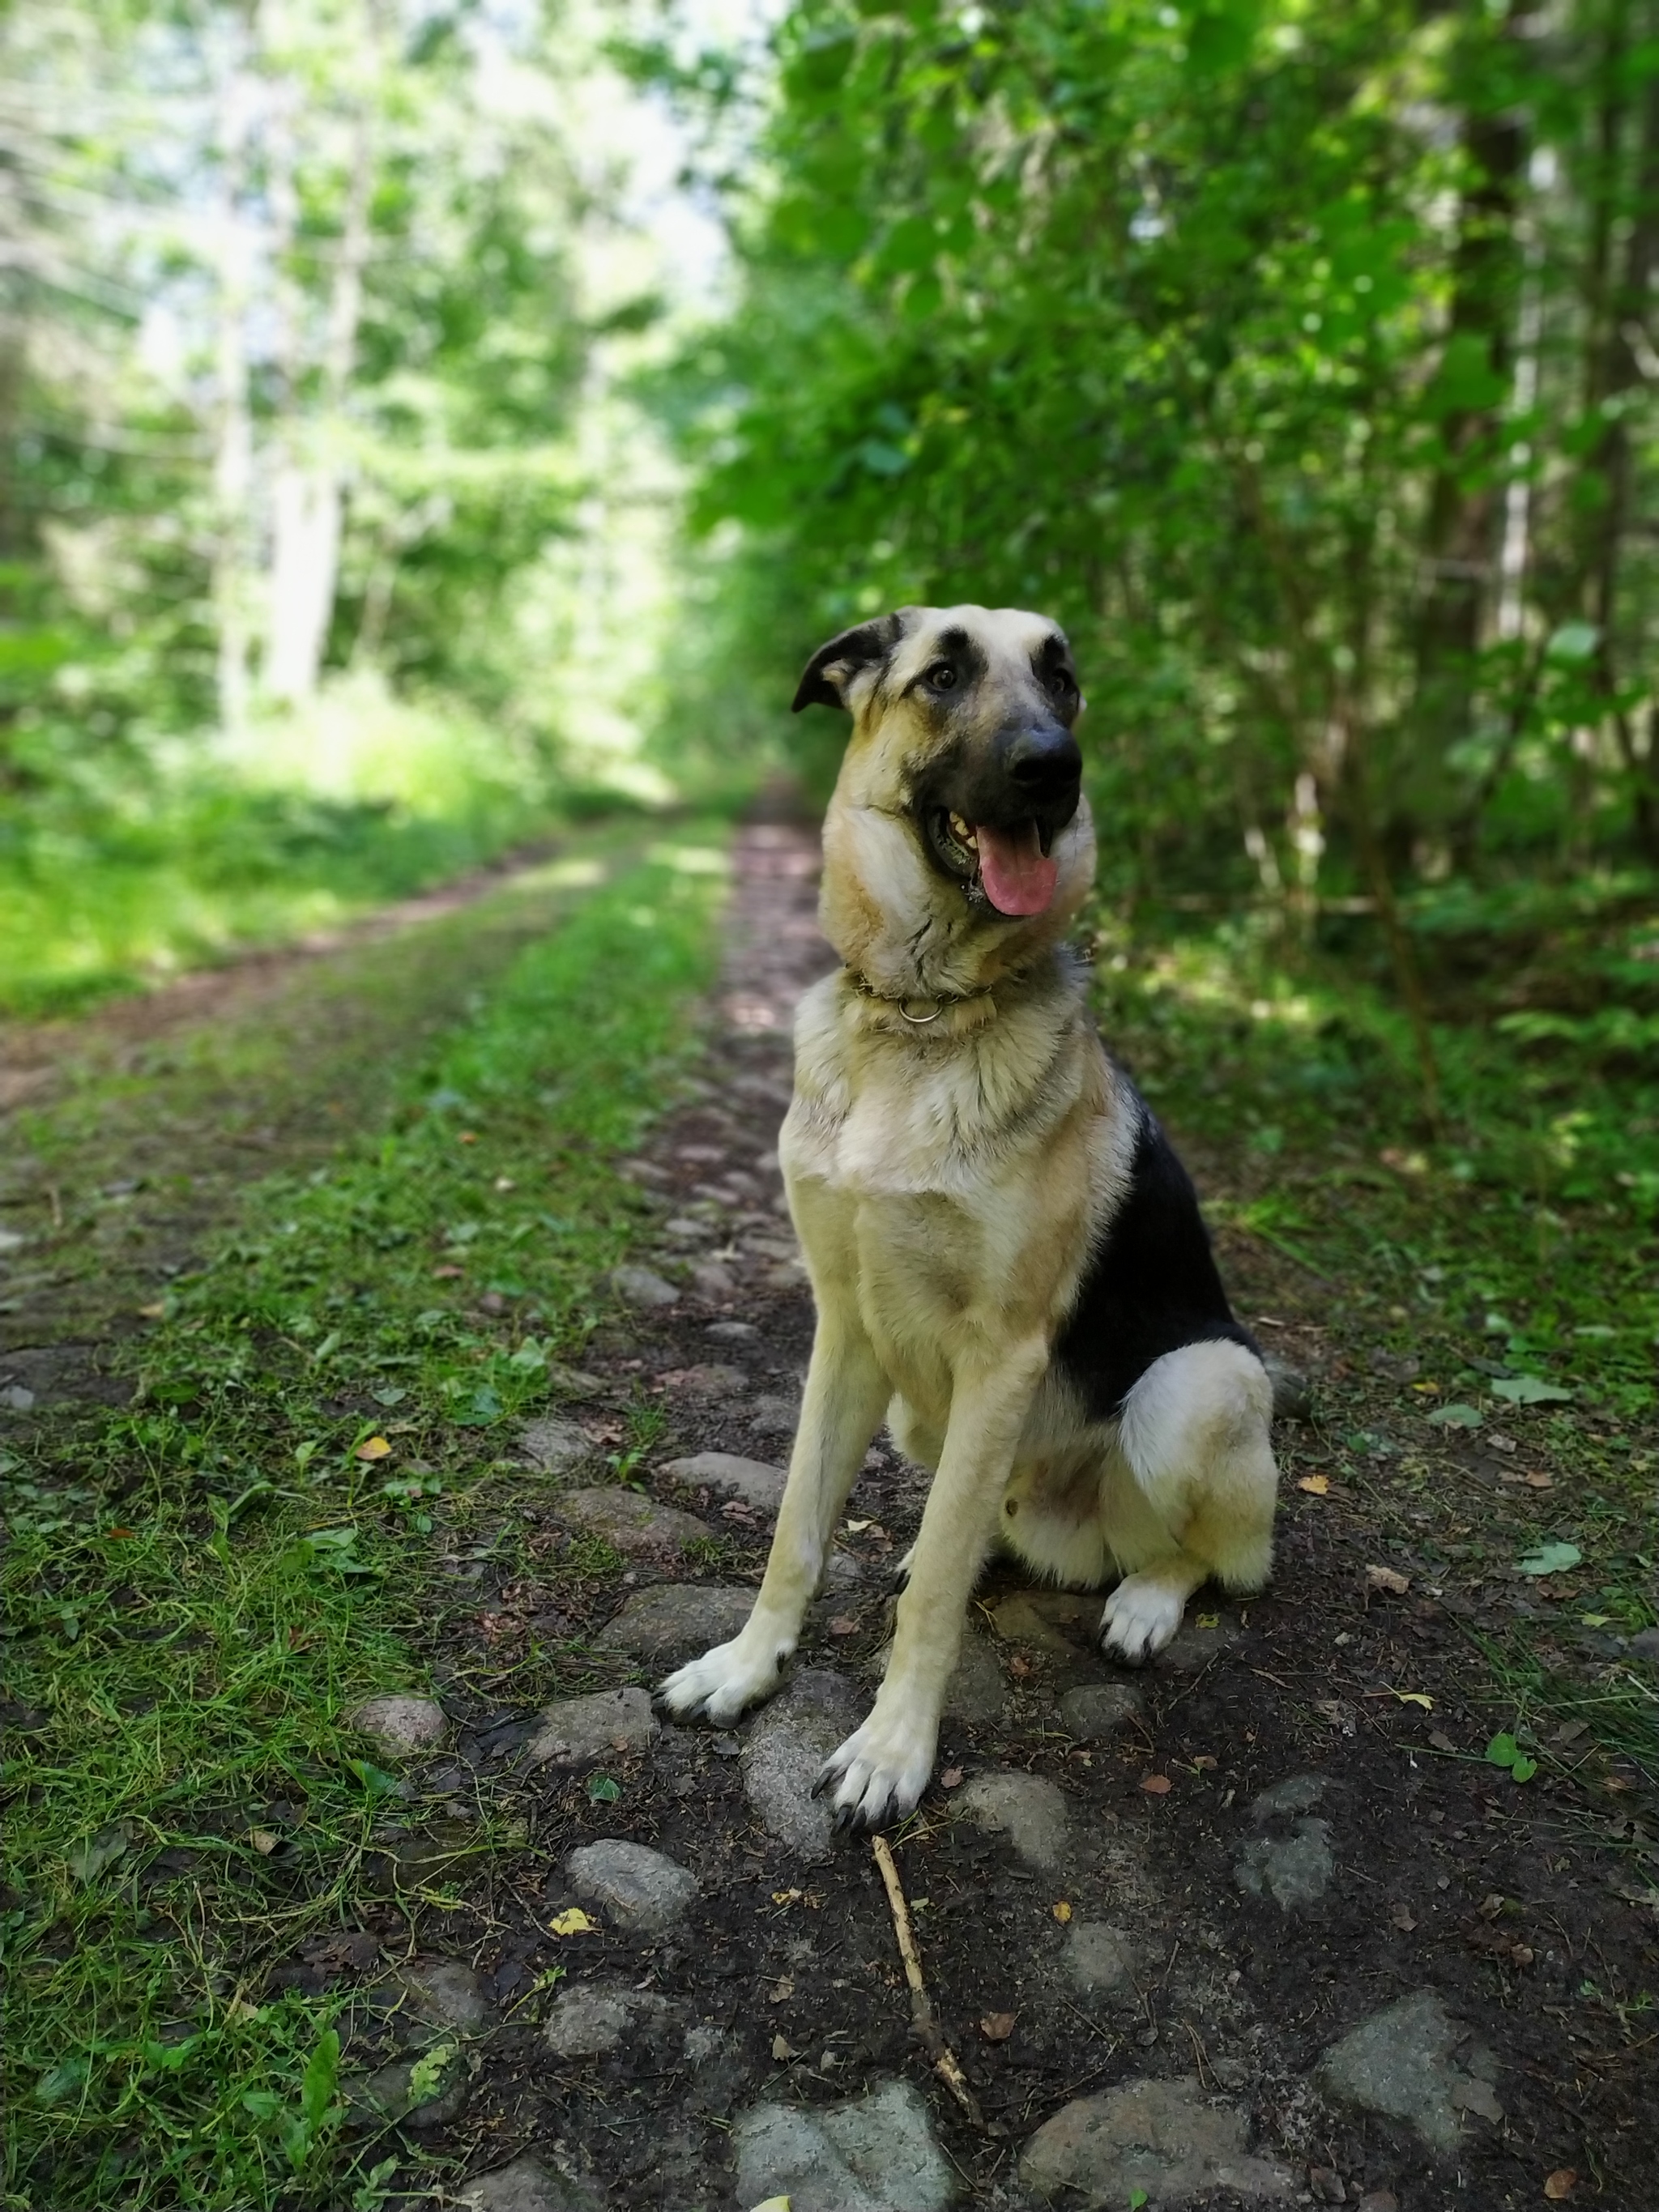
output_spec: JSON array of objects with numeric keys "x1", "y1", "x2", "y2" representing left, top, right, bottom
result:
[{"x1": 870, "y1": 1833, "x2": 994, "y2": 2133}]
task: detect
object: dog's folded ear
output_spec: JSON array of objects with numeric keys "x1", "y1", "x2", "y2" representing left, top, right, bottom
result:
[{"x1": 791, "y1": 612, "x2": 906, "y2": 713}]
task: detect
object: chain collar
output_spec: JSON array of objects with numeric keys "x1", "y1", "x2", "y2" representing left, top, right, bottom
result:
[{"x1": 842, "y1": 965, "x2": 1000, "y2": 1027}]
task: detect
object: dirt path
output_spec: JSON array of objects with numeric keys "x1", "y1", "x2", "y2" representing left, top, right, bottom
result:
[
  {"x1": 349, "y1": 820, "x2": 1651, "y2": 2212},
  {"x1": 5, "y1": 818, "x2": 1653, "y2": 2212}
]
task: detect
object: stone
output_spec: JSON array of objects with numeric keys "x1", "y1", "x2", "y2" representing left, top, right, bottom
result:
[
  {"x1": 526, "y1": 1686, "x2": 658, "y2": 1771},
  {"x1": 360, "y1": 2045, "x2": 471, "y2": 2131},
  {"x1": 594, "y1": 1583, "x2": 754, "y2": 1668},
  {"x1": 1020, "y1": 2075, "x2": 1293, "y2": 2206},
  {"x1": 1627, "y1": 1626, "x2": 1659, "y2": 1660},
  {"x1": 1235, "y1": 1822, "x2": 1334, "y2": 1912},
  {"x1": 1157, "y1": 1617, "x2": 1242, "y2": 1672},
  {"x1": 680, "y1": 2020, "x2": 753, "y2": 2112},
  {"x1": 663, "y1": 1452, "x2": 787, "y2": 1512},
  {"x1": 543, "y1": 1980, "x2": 672, "y2": 2057},
  {"x1": 942, "y1": 1634, "x2": 1007, "y2": 1724},
  {"x1": 748, "y1": 1392, "x2": 800, "y2": 1437},
  {"x1": 348, "y1": 1694, "x2": 448, "y2": 1754},
  {"x1": 743, "y1": 1669, "x2": 863, "y2": 1860},
  {"x1": 457, "y1": 2154, "x2": 605, "y2": 2212},
  {"x1": 1264, "y1": 1356, "x2": 1313, "y2": 1421},
  {"x1": 690, "y1": 1260, "x2": 736, "y2": 1301},
  {"x1": 612, "y1": 1266, "x2": 679, "y2": 1309},
  {"x1": 733, "y1": 2078, "x2": 956, "y2": 2212},
  {"x1": 1316, "y1": 1988, "x2": 1501, "y2": 2153},
  {"x1": 565, "y1": 1839, "x2": 698, "y2": 1933},
  {"x1": 1236, "y1": 1773, "x2": 1334, "y2": 1911},
  {"x1": 1064, "y1": 1921, "x2": 1143, "y2": 2000},
  {"x1": 663, "y1": 1362, "x2": 749, "y2": 1398},
  {"x1": 558, "y1": 1487, "x2": 709, "y2": 1556},
  {"x1": 991, "y1": 1590, "x2": 1096, "y2": 1656},
  {"x1": 955, "y1": 1772, "x2": 1071, "y2": 1870},
  {"x1": 1058, "y1": 1683, "x2": 1144, "y2": 1741},
  {"x1": 401, "y1": 1957, "x2": 493, "y2": 2031},
  {"x1": 519, "y1": 1417, "x2": 595, "y2": 1475},
  {"x1": 548, "y1": 1364, "x2": 606, "y2": 1400},
  {"x1": 706, "y1": 1319, "x2": 759, "y2": 1341}
]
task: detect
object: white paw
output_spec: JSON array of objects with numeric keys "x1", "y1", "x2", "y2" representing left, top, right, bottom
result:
[
  {"x1": 812, "y1": 1704, "x2": 937, "y2": 1832},
  {"x1": 1099, "y1": 1576, "x2": 1186, "y2": 1667},
  {"x1": 656, "y1": 1631, "x2": 787, "y2": 1725}
]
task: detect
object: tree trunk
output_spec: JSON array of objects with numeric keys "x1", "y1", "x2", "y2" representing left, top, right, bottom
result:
[
  {"x1": 211, "y1": 32, "x2": 257, "y2": 739},
  {"x1": 263, "y1": 1, "x2": 377, "y2": 705}
]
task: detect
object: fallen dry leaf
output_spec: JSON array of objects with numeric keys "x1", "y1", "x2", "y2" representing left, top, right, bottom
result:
[
  {"x1": 458, "y1": 1130, "x2": 479, "y2": 1144},
  {"x1": 1009, "y1": 1654, "x2": 1034, "y2": 1678},
  {"x1": 1429, "y1": 1729, "x2": 1456, "y2": 1753},
  {"x1": 826, "y1": 1615, "x2": 859, "y2": 1637},
  {"x1": 355, "y1": 1435, "x2": 392, "y2": 1461},
  {"x1": 548, "y1": 1907, "x2": 595, "y2": 1937},
  {"x1": 843, "y1": 1518, "x2": 873, "y2": 1534},
  {"x1": 431, "y1": 1264, "x2": 465, "y2": 1280},
  {"x1": 1051, "y1": 1900, "x2": 1072, "y2": 1923},
  {"x1": 248, "y1": 1829, "x2": 279, "y2": 1856},
  {"x1": 1192, "y1": 1754, "x2": 1218, "y2": 1771},
  {"x1": 767, "y1": 1976, "x2": 794, "y2": 2003},
  {"x1": 1298, "y1": 1474, "x2": 1330, "y2": 1495},
  {"x1": 1141, "y1": 1773, "x2": 1173, "y2": 1796},
  {"x1": 1367, "y1": 1564, "x2": 1411, "y2": 1595},
  {"x1": 771, "y1": 1889, "x2": 802, "y2": 1907},
  {"x1": 979, "y1": 2011, "x2": 1017, "y2": 2042},
  {"x1": 1389, "y1": 1901, "x2": 1418, "y2": 1933},
  {"x1": 137, "y1": 1301, "x2": 166, "y2": 1319},
  {"x1": 1396, "y1": 1690, "x2": 1434, "y2": 1710},
  {"x1": 940, "y1": 1767, "x2": 964, "y2": 1789},
  {"x1": 770, "y1": 2033, "x2": 795, "y2": 2061},
  {"x1": 1543, "y1": 2171, "x2": 1576, "y2": 2201}
]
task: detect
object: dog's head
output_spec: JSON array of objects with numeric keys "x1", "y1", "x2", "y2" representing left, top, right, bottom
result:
[{"x1": 795, "y1": 604, "x2": 1094, "y2": 979}]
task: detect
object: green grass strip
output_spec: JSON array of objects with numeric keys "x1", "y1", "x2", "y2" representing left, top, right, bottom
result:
[{"x1": 2, "y1": 835, "x2": 728, "y2": 2212}]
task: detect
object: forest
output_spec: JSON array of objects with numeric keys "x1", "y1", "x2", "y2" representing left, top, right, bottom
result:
[{"x1": 2, "y1": 5, "x2": 1657, "y2": 2211}]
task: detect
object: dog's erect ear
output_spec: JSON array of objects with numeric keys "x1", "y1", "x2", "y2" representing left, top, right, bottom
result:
[{"x1": 791, "y1": 612, "x2": 906, "y2": 713}]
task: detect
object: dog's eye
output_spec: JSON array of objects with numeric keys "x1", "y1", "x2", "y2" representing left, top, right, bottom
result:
[
  {"x1": 923, "y1": 663, "x2": 957, "y2": 692},
  {"x1": 1050, "y1": 667, "x2": 1075, "y2": 697}
]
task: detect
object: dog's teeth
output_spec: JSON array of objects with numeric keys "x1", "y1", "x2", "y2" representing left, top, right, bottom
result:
[{"x1": 949, "y1": 812, "x2": 977, "y2": 849}]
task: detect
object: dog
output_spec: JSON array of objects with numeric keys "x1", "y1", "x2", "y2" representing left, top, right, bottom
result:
[{"x1": 659, "y1": 603, "x2": 1279, "y2": 1831}]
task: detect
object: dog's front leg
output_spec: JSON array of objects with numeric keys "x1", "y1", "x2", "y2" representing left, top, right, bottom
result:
[
  {"x1": 657, "y1": 1307, "x2": 889, "y2": 1725},
  {"x1": 816, "y1": 1336, "x2": 1047, "y2": 1830}
]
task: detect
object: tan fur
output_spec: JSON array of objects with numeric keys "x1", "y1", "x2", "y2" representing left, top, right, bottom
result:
[{"x1": 659, "y1": 605, "x2": 1278, "y2": 1828}]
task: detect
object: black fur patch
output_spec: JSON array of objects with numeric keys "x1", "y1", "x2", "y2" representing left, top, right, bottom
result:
[{"x1": 1054, "y1": 1085, "x2": 1258, "y2": 1419}]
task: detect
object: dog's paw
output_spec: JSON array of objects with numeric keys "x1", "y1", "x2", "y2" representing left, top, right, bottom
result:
[
  {"x1": 1099, "y1": 1576, "x2": 1186, "y2": 1668},
  {"x1": 889, "y1": 1543, "x2": 915, "y2": 1596},
  {"x1": 657, "y1": 1633, "x2": 787, "y2": 1726},
  {"x1": 812, "y1": 1707, "x2": 936, "y2": 1834}
]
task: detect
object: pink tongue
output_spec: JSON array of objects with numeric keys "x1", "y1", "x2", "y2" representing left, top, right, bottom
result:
[{"x1": 976, "y1": 820, "x2": 1058, "y2": 916}]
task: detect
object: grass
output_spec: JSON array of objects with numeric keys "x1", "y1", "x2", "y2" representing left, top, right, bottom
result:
[
  {"x1": 2, "y1": 836, "x2": 730, "y2": 2211},
  {"x1": 1086, "y1": 880, "x2": 1658, "y2": 1788}
]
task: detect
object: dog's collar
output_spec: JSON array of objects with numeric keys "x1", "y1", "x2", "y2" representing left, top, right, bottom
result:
[{"x1": 842, "y1": 965, "x2": 1000, "y2": 1027}]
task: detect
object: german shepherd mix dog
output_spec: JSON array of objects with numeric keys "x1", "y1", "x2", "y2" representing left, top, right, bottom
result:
[{"x1": 661, "y1": 605, "x2": 1279, "y2": 1831}]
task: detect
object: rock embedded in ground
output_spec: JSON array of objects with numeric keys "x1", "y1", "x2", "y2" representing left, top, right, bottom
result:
[
  {"x1": 548, "y1": 1363, "x2": 606, "y2": 1400},
  {"x1": 360, "y1": 2045, "x2": 472, "y2": 2131},
  {"x1": 595, "y1": 1583, "x2": 755, "y2": 1668},
  {"x1": 565, "y1": 1839, "x2": 698, "y2": 1934},
  {"x1": 400, "y1": 1956, "x2": 493, "y2": 2031},
  {"x1": 1316, "y1": 1988, "x2": 1501, "y2": 2152},
  {"x1": 705, "y1": 1319, "x2": 759, "y2": 1342},
  {"x1": 1627, "y1": 1626, "x2": 1659, "y2": 1660},
  {"x1": 611, "y1": 1265, "x2": 680, "y2": 1310},
  {"x1": 1057, "y1": 1683, "x2": 1144, "y2": 1741},
  {"x1": 1236, "y1": 1772, "x2": 1335, "y2": 1911},
  {"x1": 936, "y1": 1633, "x2": 1007, "y2": 1724},
  {"x1": 734, "y1": 2077, "x2": 956, "y2": 2212},
  {"x1": 1020, "y1": 2074, "x2": 1293, "y2": 2206},
  {"x1": 543, "y1": 1979, "x2": 672, "y2": 2057},
  {"x1": 748, "y1": 1392, "x2": 800, "y2": 1437},
  {"x1": 1064, "y1": 1920, "x2": 1143, "y2": 2000},
  {"x1": 526, "y1": 1686, "x2": 658, "y2": 1771},
  {"x1": 518, "y1": 1416, "x2": 595, "y2": 1476},
  {"x1": 1155, "y1": 1616, "x2": 1242, "y2": 1671},
  {"x1": 690, "y1": 1260, "x2": 736, "y2": 1301},
  {"x1": 663, "y1": 1451, "x2": 787, "y2": 1514},
  {"x1": 743, "y1": 1669, "x2": 863, "y2": 1860},
  {"x1": 457, "y1": 2154, "x2": 605, "y2": 2212},
  {"x1": 347, "y1": 1693, "x2": 448, "y2": 1754},
  {"x1": 954, "y1": 1771, "x2": 1071, "y2": 1870},
  {"x1": 557, "y1": 1486, "x2": 710, "y2": 1557},
  {"x1": 991, "y1": 1589, "x2": 1096, "y2": 1656}
]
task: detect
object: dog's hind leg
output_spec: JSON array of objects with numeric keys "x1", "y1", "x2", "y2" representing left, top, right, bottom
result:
[
  {"x1": 1098, "y1": 1339, "x2": 1277, "y2": 1666},
  {"x1": 657, "y1": 1305, "x2": 889, "y2": 1725}
]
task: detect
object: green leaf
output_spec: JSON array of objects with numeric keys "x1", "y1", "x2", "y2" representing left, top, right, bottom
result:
[
  {"x1": 1490, "y1": 1375, "x2": 1573, "y2": 1404},
  {"x1": 1508, "y1": 1754, "x2": 1538, "y2": 1784},
  {"x1": 1485, "y1": 1732, "x2": 1520, "y2": 1768},
  {"x1": 68, "y1": 1822, "x2": 130, "y2": 1883},
  {"x1": 348, "y1": 1757, "x2": 404, "y2": 1801},
  {"x1": 1518, "y1": 1542, "x2": 1583, "y2": 1577},
  {"x1": 1545, "y1": 621, "x2": 1599, "y2": 663},
  {"x1": 301, "y1": 2027, "x2": 341, "y2": 2137},
  {"x1": 586, "y1": 1773, "x2": 622, "y2": 1804},
  {"x1": 406, "y1": 2039, "x2": 458, "y2": 2108},
  {"x1": 1427, "y1": 1401, "x2": 1482, "y2": 1428},
  {"x1": 35, "y1": 2056, "x2": 89, "y2": 2106}
]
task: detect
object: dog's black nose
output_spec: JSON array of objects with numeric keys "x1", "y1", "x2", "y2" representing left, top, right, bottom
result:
[{"x1": 1004, "y1": 725, "x2": 1082, "y2": 795}]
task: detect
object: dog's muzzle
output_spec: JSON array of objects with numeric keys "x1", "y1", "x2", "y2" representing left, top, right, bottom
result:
[{"x1": 919, "y1": 722, "x2": 1082, "y2": 918}]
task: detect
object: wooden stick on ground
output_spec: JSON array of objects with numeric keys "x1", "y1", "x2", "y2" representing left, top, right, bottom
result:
[{"x1": 870, "y1": 1832, "x2": 992, "y2": 2133}]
